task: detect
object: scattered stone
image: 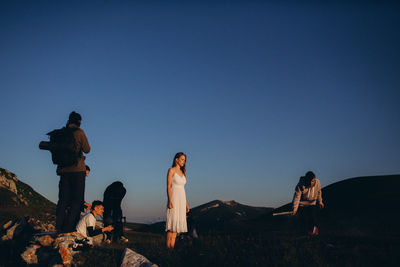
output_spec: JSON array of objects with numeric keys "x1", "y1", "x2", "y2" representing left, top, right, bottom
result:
[
  {"x1": 48, "y1": 224, "x2": 56, "y2": 231},
  {"x1": 58, "y1": 246, "x2": 73, "y2": 266},
  {"x1": 54, "y1": 232, "x2": 86, "y2": 266},
  {"x1": 120, "y1": 248, "x2": 158, "y2": 267},
  {"x1": 1, "y1": 218, "x2": 27, "y2": 241},
  {"x1": 21, "y1": 244, "x2": 41, "y2": 264},
  {"x1": 20, "y1": 232, "x2": 87, "y2": 266},
  {"x1": 3, "y1": 220, "x2": 13, "y2": 229},
  {"x1": 36, "y1": 235, "x2": 54, "y2": 246},
  {"x1": 33, "y1": 225, "x2": 43, "y2": 231}
]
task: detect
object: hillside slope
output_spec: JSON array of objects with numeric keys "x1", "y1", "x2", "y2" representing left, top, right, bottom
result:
[
  {"x1": 145, "y1": 199, "x2": 273, "y2": 233},
  {"x1": 257, "y1": 175, "x2": 400, "y2": 235},
  {"x1": 0, "y1": 167, "x2": 56, "y2": 224},
  {"x1": 190, "y1": 200, "x2": 273, "y2": 231}
]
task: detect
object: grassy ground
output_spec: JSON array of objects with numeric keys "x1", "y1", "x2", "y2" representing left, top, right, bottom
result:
[
  {"x1": 74, "y1": 228, "x2": 400, "y2": 267},
  {"x1": 1, "y1": 210, "x2": 400, "y2": 266},
  {"x1": 0, "y1": 206, "x2": 56, "y2": 226}
]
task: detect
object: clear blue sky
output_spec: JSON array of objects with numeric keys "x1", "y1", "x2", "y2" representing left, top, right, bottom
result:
[{"x1": 1, "y1": 0, "x2": 399, "y2": 223}]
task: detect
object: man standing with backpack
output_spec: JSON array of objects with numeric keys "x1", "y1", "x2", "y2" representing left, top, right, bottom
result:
[{"x1": 55, "y1": 111, "x2": 91, "y2": 233}]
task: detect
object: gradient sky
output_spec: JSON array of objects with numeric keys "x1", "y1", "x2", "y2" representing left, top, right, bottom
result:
[{"x1": 1, "y1": 0, "x2": 399, "y2": 223}]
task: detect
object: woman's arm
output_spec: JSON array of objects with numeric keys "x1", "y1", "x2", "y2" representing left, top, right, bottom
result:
[
  {"x1": 186, "y1": 201, "x2": 190, "y2": 213},
  {"x1": 167, "y1": 168, "x2": 174, "y2": 209},
  {"x1": 317, "y1": 180, "x2": 324, "y2": 208},
  {"x1": 292, "y1": 186, "x2": 301, "y2": 215}
]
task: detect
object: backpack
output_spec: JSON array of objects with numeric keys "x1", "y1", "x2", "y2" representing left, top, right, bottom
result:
[{"x1": 39, "y1": 127, "x2": 80, "y2": 167}]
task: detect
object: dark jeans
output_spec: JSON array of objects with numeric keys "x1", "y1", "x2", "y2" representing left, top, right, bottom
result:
[
  {"x1": 298, "y1": 205, "x2": 319, "y2": 232},
  {"x1": 56, "y1": 172, "x2": 85, "y2": 233},
  {"x1": 104, "y1": 206, "x2": 123, "y2": 240}
]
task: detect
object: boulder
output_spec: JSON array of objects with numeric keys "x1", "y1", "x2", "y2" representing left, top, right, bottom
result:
[
  {"x1": 1, "y1": 218, "x2": 27, "y2": 241},
  {"x1": 2, "y1": 220, "x2": 13, "y2": 229},
  {"x1": 36, "y1": 235, "x2": 54, "y2": 246},
  {"x1": 20, "y1": 244, "x2": 41, "y2": 264},
  {"x1": 54, "y1": 232, "x2": 86, "y2": 266},
  {"x1": 20, "y1": 232, "x2": 87, "y2": 266},
  {"x1": 120, "y1": 248, "x2": 158, "y2": 267}
]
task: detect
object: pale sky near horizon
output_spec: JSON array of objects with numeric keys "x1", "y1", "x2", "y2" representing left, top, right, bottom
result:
[{"x1": 1, "y1": 0, "x2": 399, "y2": 223}]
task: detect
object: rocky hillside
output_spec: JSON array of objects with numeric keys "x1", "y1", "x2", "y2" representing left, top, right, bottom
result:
[
  {"x1": 0, "y1": 167, "x2": 56, "y2": 224},
  {"x1": 0, "y1": 167, "x2": 55, "y2": 207}
]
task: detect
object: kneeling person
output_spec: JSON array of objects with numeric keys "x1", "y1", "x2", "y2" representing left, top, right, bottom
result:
[{"x1": 76, "y1": 200, "x2": 114, "y2": 245}]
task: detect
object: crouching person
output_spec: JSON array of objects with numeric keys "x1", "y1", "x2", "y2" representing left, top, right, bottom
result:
[
  {"x1": 292, "y1": 171, "x2": 324, "y2": 235},
  {"x1": 76, "y1": 200, "x2": 114, "y2": 246}
]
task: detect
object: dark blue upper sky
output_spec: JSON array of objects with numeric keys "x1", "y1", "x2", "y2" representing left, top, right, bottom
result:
[{"x1": 1, "y1": 0, "x2": 399, "y2": 222}]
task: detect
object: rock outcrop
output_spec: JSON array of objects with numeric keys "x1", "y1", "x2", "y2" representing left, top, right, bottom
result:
[
  {"x1": 0, "y1": 167, "x2": 56, "y2": 208},
  {"x1": 1, "y1": 218, "x2": 86, "y2": 266},
  {"x1": 120, "y1": 248, "x2": 158, "y2": 267},
  {"x1": 0, "y1": 168, "x2": 18, "y2": 194},
  {"x1": 1, "y1": 218, "x2": 28, "y2": 241}
]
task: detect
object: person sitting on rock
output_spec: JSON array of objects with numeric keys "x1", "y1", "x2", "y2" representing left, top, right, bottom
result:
[{"x1": 76, "y1": 200, "x2": 114, "y2": 245}]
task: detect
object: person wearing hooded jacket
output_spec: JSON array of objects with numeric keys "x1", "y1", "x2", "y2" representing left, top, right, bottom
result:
[{"x1": 292, "y1": 171, "x2": 324, "y2": 235}]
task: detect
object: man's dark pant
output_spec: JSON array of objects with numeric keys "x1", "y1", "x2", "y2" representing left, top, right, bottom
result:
[
  {"x1": 104, "y1": 205, "x2": 123, "y2": 241},
  {"x1": 56, "y1": 172, "x2": 85, "y2": 233},
  {"x1": 298, "y1": 205, "x2": 318, "y2": 233}
]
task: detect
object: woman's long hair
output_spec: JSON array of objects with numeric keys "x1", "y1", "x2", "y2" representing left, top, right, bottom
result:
[
  {"x1": 304, "y1": 171, "x2": 315, "y2": 186},
  {"x1": 172, "y1": 152, "x2": 186, "y2": 176}
]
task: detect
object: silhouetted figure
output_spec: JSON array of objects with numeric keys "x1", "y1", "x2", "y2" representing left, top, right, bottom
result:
[
  {"x1": 56, "y1": 111, "x2": 90, "y2": 233},
  {"x1": 292, "y1": 171, "x2": 324, "y2": 235},
  {"x1": 103, "y1": 181, "x2": 127, "y2": 242}
]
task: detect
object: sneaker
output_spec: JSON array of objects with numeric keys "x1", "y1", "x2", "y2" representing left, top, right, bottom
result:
[{"x1": 120, "y1": 236, "x2": 129, "y2": 243}]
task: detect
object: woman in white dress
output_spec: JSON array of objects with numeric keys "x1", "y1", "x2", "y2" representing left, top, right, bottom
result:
[{"x1": 166, "y1": 152, "x2": 190, "y2": 248}]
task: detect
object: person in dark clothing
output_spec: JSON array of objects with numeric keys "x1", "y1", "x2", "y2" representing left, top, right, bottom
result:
[
  {"x1": 103, "y1": 181, "x2": 127, "y2": 242},
  {"x1": 56, "y1": 111, "x2": 91, "y2": 233},
  {"x1": 187, "y1": 211, "x2": 200, "y2": 248},
  {"x1": 80, "y1": 165, "x2": 92, "y2": 215}
]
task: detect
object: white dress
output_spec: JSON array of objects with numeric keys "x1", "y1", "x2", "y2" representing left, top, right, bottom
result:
[{"x1": 166, "y1": 172, "x2": 188, "y2": 233}]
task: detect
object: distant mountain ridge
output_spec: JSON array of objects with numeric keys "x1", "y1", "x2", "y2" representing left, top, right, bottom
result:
[
  {"x1": 144, "y1": 199, "x2": 273, "y2": 233},
  {"x1": 190, "y1": 199, "x2": 273, "y2": 231}
]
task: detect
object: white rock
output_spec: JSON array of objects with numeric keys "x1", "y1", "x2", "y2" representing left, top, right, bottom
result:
[
  {"x1": 3, "y1": 220, "x2": 13, "y2": 229},
  {"x1": 2, "y1": 219, "x2": 27, "y2": 240},
  {"x1": 120, "y1": 248, "x2": 158, "y2": 267}
]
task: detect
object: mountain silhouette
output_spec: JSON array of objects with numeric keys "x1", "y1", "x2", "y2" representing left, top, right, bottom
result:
[
  {"x1": 189, "y1": 199, "x2": 273, "y2": 231},
  {"x1": 143, "y1": 199, "x2": 273, "y2": 233},
  {"x1": 256, "y1": 174, "x2": 400, "y2": 235}
]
